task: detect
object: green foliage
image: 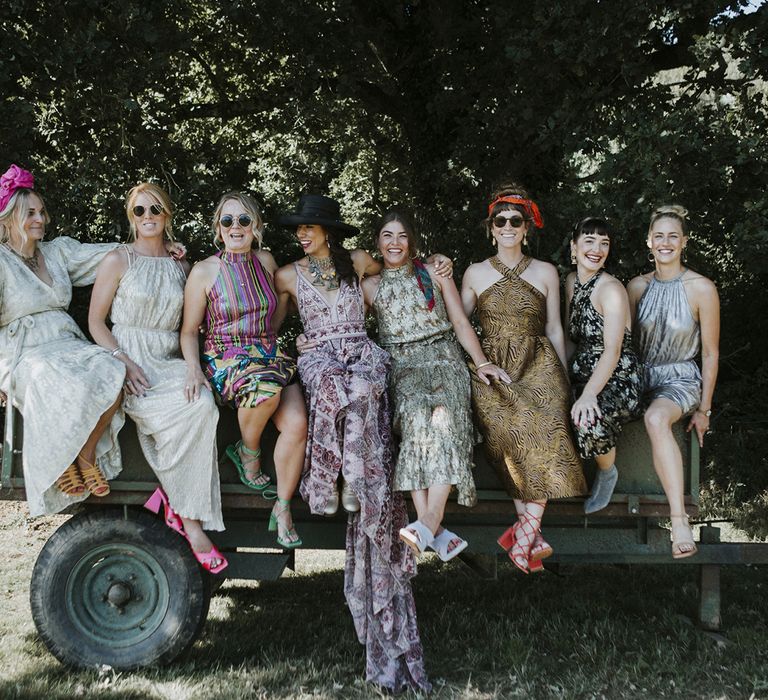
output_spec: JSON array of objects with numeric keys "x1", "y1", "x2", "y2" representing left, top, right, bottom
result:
[{"x1": 2, "y1": 0, "x2": 767, "y2": 530}]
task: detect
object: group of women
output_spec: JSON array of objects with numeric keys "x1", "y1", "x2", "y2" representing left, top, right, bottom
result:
[{"x1": 0, "y1": 163, "x2": 719, "y2": 692}]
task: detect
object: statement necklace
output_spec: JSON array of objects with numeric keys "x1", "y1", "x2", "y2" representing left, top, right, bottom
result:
[
  {"x1": 4, "y1": 243, "x2": 40, "y2": 274},
  {"x1": 308, "y1": 254, "x2": 339, "y2": 291}
]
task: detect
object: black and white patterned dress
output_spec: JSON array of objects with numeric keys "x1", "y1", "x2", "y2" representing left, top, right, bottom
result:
[{"x1": 568, "y1": 271, "x2": 641, "y2": 459}]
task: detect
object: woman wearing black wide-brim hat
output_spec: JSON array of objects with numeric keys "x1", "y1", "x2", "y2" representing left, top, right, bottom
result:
[{"x1": 274, "y1": 193, "x2": 447, "y2": 693}]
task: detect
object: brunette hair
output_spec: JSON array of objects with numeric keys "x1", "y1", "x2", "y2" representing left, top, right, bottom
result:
[
  {"x1": 375, "y1": 209, "x2": 422, "y2": 259},
  {"x1": 648, "y1": 204, "x2": 689, "y2": 237},
  {"x1": 325, "y1": 227, "x2": 357, "y2": 287},
  {"x1": 125, "y1": 182, "x2": 175, "y2": 241},
  {"x1": 572, "y1": 216, "x2": 615, "y2": 243},
  {"x1": 0, "y1": 188, "x2": 50, "y2": 245},
  {"x1": 211, "y1": 191, "x2": 264, "y2": 249}
]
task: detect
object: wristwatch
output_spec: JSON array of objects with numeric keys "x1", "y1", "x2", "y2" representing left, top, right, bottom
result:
[{"x1": 697, "y1": 407, "x2": 712, "y2": 417}]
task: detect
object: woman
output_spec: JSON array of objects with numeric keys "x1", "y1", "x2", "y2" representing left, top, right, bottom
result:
[
  {"x1": 628, "y1": 204, "x2": 719, "y2": 559},
  {"x1": 89, "y1": 182, "x2": 226, "y2": 573},
  {"x1": 461, "y1": 183, "x2": 586, "y2": 573},
  {"x1": 566, "y1": 217, "x2": 641, "y2": 514},
  {"x1": 274, "y1": 194, "x2": 431, "y2": 693},
  {"x1": 0, "y1": 164, "x2": 124, "y2": 515},
  {"x1": 181, "y1": 191, "x2": 306, "y2": 549},
  {"x1": 360, "y1": 209, "x2": 510, "y2": 561}
]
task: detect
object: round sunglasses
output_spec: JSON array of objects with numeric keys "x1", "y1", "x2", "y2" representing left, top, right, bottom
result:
[
  {"x1": 493, "y1": 214, "x2": 529, "y2": 229},
  {"x1": 132, "y1": 204, "x2": 164, "y2": 217},
  {"x1": 220, "y1": 214, "x2": 253, "y2": 228}
]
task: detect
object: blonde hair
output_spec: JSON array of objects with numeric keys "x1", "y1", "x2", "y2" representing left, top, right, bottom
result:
[
  {"x1": 125, "y1": 182, "x2": 175, "y2": 242},
  {"x1": 485, "y1": 181, "x2": 531, "y2": 236},
  {"x1": 648, "y1": 204, "x2": 689, "y2": 237},
  {"x1": 0, "y1": 189, "x2": 50, "y2": 246},
  {"x1": 211, "y1": 191, "x2": 264, "y2": 248}
]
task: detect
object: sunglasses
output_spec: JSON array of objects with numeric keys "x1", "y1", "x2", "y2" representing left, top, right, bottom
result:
[
  {"x1": 493, "y1": 214, "x2": 528, "y2": 229},
  {"x1": 220, "y1": 214, "x2": 253, "y2": 228},
  {"x1": 133, "y1": 204, "x2": 164, "y2": 217}
]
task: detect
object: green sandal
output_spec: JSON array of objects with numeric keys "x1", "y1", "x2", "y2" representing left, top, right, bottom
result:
[
  {"x1": 268, "y1": 497, "x2": 302, "y2": 549},
  {"x1": 225, "y1": 440, "x2": 271, "y2": 491}
]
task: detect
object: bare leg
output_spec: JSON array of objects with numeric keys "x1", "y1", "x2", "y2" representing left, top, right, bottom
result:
[
  {"x1": 237, "y1": 393, "x2": 280, "y2": 483},
  {"x1": 595, "y1": 447, "x2": 617, "y2": 471},
  {"x1": 78, "y1": 393, "x2": 122, "y2": 465},
  {"x1": 268, "y1": 383, "x2": 308, "y2": 544},
  {"x1": 420, "y1": 484, "x2": 452, "y2": 535},
  {"x1": 179, "y1": 516, "x2": 220, "y2": 560},
  {"x1": 644, "y1": 397, "x2": 695, "y2": 556}
]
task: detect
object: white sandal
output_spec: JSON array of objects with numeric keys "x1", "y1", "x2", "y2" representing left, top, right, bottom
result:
[
  {"x1": 430, "y1": 528, "x2": 468, "y2": 562},
  {"x1": 399, "y1": 520, "x2": 434, "y2": 555}
]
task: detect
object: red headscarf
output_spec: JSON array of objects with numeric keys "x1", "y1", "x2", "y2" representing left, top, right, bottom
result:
[{"x1": 487, "y1": 194, "x2": 544, "y2": 228}]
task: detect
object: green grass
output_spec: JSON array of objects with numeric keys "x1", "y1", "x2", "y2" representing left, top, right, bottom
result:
[{"x1": 1, "y1": 502, "x2": 767, "y2": 699}]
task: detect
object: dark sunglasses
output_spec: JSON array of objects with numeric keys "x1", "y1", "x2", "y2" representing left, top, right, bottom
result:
[
  {"x1": 493, "y1": 214, "x2": 528, "y2": 229},
  {"x1": 133, "y1": 204, "x2": 164, "y2": 217},
  {"x1": 220, "y1": 214, "x2": 252, "y2": 228}
]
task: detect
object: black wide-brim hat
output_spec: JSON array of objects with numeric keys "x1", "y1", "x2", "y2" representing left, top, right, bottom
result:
[{"x1": 277, "y1": 194, "x2": 359, "y2": 238}]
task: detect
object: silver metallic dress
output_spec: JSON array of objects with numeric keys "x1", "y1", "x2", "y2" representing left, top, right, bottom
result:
[{"x1": 634, "y1": 272, "x2": 702, "y2": 414}]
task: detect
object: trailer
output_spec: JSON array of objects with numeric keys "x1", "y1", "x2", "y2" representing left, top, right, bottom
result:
[{"x1": 1, "y1": 406, "x2": 764, "y2": 670}]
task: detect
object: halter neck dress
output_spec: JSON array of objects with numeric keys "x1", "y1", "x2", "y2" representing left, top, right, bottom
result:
[
  {"x1": 634, "y1": 271, "x2": 702, "y2": 414},
  {"x1": 0, "y1": 237, "x2": 125, "y2": 516},
  {"x1": 202, "y1": 250, "x2": 296, "y2": 407},
  {"x1": 471, "y1": 256, "x2": 586, "y2": 500},
  {"x1": 568, "y1": 270, "x2": 641, "y2": 458},
  {"x1": 294, "y1": 266, "x2": 430, "y2": 693},
  {"x1": 372, "y1": 264, "x2": 476, "y2": 506},
  {"x1": 111, "y1": 246, "x2": 223, "y2": 530}
]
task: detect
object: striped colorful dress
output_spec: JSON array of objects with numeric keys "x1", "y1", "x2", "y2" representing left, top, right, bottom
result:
[{"x1": 202, "y1": 250, "x2": 296, "y2": 407}]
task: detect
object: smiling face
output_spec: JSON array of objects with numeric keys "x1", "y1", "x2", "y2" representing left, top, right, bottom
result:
[
  {"x1": 648, "y1": 215, "x2": 686, "y2": 265},
  {"x1": 218, "y1": 199, "x2": 257, "y2": 253},
  {"x1": 296, "y1": 224, "x2": 329, "y2": 257},
  {"x1": 377, "y1": 219, "x2": 411, "y2": 268},
  {"x1": 21, "y1": 192, "x2": 46, "y2": 243},
  {"x1": 131, "y1": 192, "x2": 168, "y2": 242},
  {"x1": 490, "y1": 205, "x2": 530, "y2": 249},
  {"x1": 572, "y1": 231, "x2": 611, "y2": 273}
]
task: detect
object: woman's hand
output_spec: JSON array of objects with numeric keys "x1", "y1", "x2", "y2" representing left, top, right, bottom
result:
[
  {"x1": 428, "y1": 253, "x2": 453, "y2": 278},
  {"x1": 184, "y1": 366, "x2": 210, "y2": 403},
  {"x1": 123, "y1": 358, "x2": 151, "y2": 397},
  {"x1": 296, "y1": 333, "x2": 320, "y2": 355},
  {"x1": 0, "y1": 389, "x2": 7, "y2": 407},
  {"x1": 165, "y1": 241, "x2": 187, "y2": 260},
  {"x1": 571, "y1": 391, "x2": 602, "y2": 428},
  {"x1": 476, "y1": 364, "x2": 511, "y2": 386},
  {"x1": 687, "y1": 410, "x2": 711, "y2": 448}
]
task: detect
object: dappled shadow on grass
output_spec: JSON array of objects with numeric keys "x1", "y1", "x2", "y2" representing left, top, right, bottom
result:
[{"x1": 2, "y1": 561, "x2": 768, "y2": 698}]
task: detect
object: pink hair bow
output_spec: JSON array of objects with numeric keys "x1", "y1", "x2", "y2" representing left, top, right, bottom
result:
[{"x1": 0, "y1": 164, "x2": 35, "y2": 213}]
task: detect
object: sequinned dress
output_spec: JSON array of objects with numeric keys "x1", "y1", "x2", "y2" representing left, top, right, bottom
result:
[
  {"x1": 635, "y1": 272, "x2": 702, "y2": 414},
  {"x1": 111, "y1": 247, "x2": 223, "y2": 530},
  {"x1": 568, "y1": 270, "x2": 641, "y2": 458},
  {"x1": 203, "y1": 251, "x2": 296, "y2": 406},
  {"x1": 372, "y1": 265, "x2": 476, "y2": 506},
  {"x1": 471, "y1": 256, "x2": 586, "y2": 500},
  {"x1": 295, "y1": 268, "x2": 430, "y2": 693},
  {"x1": 0, "y1": 237, "x2": 125, "y2": 516}
]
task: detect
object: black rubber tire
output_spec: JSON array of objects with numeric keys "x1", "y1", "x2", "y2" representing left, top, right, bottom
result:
[{"x1": 30, "y1": 507, "x2": 210, "y2": 670}]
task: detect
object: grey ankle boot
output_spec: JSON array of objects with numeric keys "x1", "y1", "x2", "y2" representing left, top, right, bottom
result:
[{"x1": 584, "y1": 465, "x2": 618, "y2": 514}]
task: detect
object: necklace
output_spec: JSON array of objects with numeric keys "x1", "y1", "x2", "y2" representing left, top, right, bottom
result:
[
  {"x1": 4, "y1": 243, "x2": 40, "y2": 273},
  {"x1": 307, "y1": 255, "x2": 339, "y2": 291}
]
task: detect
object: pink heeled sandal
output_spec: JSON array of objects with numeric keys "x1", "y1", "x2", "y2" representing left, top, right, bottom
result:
[{"x1": 144, "y1": 487, "x2": 228, "y2": 574}]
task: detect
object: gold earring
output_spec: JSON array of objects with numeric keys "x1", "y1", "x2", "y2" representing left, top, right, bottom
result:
[{"x1": 570, "y1": 252, "x2": 576, "y2": 265}]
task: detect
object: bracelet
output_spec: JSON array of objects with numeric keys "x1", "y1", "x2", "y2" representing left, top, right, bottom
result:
[
  {"x1": 111, "y1": 347, "x2": 125, "y2": 358},
  {"x1": 476, "y1": 361, "x2": 493, "y2": 370}
]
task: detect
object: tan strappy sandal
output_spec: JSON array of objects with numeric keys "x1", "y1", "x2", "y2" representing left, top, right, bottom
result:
[
  {"x1": 77, "y1": 454, "x2": 110, "y2": 497},
  {"x1": 670, "y1": 514, "x2": 698, "y2": 559},
  {"x1": 55, "y1": 463, "x2": 86, "y2": 496}
]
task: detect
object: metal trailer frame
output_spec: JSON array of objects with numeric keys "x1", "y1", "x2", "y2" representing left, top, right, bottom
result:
[{"x1": 2, "y1": 407, "x2": 766, "y2": 668}]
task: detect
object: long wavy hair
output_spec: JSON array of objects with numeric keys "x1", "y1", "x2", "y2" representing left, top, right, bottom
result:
[
  {"x1": 325, "y1": 227, "x2": 357, "y2": 287},
  {"x1": 0, "y1": 188, "x2": 50, "y2": 246}
]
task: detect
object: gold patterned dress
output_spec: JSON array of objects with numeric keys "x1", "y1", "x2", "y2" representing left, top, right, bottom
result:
[
  {"x1": 372, "y1": 265, "x2": 476, "y2": 506},
  {"x1": 471, "y1": 256, "x2": 586, "y2": 500}
]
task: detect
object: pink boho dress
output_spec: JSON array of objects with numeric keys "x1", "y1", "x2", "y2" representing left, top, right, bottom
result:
[{"x1": 294, "y1": 267, "x2": 430, "y2": 693}]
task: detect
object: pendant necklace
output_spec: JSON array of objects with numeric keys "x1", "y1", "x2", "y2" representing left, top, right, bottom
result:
[
  {"x1": 308, "y1": 255, "x2": 339, "y2": 290},
  {"x1": 4, "y1": 243, "x2": 40, "y2": 274}
]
